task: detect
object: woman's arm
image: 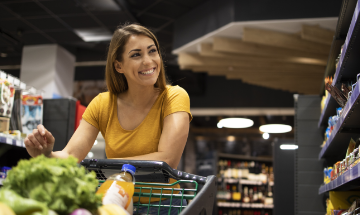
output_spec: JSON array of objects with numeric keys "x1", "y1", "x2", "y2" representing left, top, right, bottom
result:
[
  {"x1": 117, "y1": 111, "x2": 190, "y2": 169},
  {"x1": 50, "y1": 120, "x2": 99, "y2": 162}
]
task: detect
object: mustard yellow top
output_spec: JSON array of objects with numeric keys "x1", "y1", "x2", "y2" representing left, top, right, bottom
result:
[{"x1": 82, "y1": 85, "x2": 192, "y2": 202}]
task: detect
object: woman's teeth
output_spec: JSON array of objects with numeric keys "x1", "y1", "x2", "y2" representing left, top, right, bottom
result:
[{"x1": 140, "y1": 68, "x2": 154, "y2": 75}]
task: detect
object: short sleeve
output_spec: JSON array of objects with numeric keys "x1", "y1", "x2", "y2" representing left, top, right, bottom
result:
[
  {"x1": 82, "y1": 94, "x2": 102, "y2": 130},
  {"x1": 163, "y1": 86, "x2": 193, "y2": 122}
]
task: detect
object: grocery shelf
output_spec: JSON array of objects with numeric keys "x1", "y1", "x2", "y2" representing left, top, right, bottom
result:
[
  {"x1": 319, "y1": 0, "x2": 356, "y2": 94},
  {"x1": 333, "y1": 0, "x2": 360, "y2": 87},
  {"x1": 217, "y1": 202, "x2": 273, "y2": 209},
  {"x1": 0, "y1": 135, "x2": 25, "y2": 148},
  {"x1": 218, "y1": 153, "x2": 273, "y2": 162},
  {"x1": 218, "y1": 178, "x2": 274, "y2": 186},
  {"x1": 319, "y1": 80, "x2": 360, "y2": 160},
  {"x1": 318, "y1": 96, "x2": 339, "y2": 128},
  {"x1": 319, "y1": 162, "x2": 360, "y2": 194}
]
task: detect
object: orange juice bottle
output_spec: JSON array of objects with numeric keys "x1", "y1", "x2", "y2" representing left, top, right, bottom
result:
[{"x1": 97, "y1": 164, "x2": 136, "y2": 213}]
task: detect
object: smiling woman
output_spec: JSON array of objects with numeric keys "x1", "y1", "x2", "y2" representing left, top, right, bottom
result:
[
  {"x1": 23, "y1": 23, "x2": 192, "y2": 215},
  {"x1": 106, "y1": 24, "x2": 168, "y2": 94}
]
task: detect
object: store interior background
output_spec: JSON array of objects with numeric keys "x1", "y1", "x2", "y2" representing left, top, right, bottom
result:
[{"x1": 0, "y1": 0, "x2": 343, "y2": 214}]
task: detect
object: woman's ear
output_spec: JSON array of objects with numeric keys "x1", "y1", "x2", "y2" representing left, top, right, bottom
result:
[{"x1": 114, "y1": 60, "x2": 123, "y2": 73}]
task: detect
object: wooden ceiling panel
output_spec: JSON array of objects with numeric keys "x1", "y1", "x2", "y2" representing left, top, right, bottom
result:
[
  {"x1": 301, "y1": 25, "x2": 334, "y2": 45},
  {"x1": 199, "y1": 43, "x2": 327, "y2": 66},
  {"x1": 213, "y1": 37, "x2": 328, "y2": 60},
  {"x1": 243, "y1": 27, "x2": 331, "y2": 55},
  {"x1": 178, "y1": 53, "x2": 325, "y2": 72}
]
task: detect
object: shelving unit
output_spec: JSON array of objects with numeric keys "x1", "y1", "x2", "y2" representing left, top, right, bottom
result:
[
  {"x1": 318, "y1": 0, "x2": 357, "y2": 128},
  {"x1": 218, "y1": 153, "x2": 273, "y2": 162},
  {"x1": 319, "y1": 80, "x2": 360, "y2": 160},
  {"x1": 215, "y1": 153, "x2": 274, "y2": 214},
  {"x1": 319, "y1": 161, "x2": 360, "y2": 194},
  {"x1": 0, "y1": 135, "x2": 25, "y2": 148},
  {"x1": 317, "y1": 0, "x2": 360, "y2": 200},
  {"x1": 217, "y1": 202, "x2": 274, "y2": 209}
]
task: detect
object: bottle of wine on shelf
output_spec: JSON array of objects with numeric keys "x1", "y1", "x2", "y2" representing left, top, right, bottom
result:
[
  {"x1": 253, "y1": 187, "x2": 258, "y2": 203},
  {"x1": 243, "y1": 186, "x2": 250, "y2": 203},
  {"x1": 249, "y1": 187, "x2": 254, "y2": 203}
]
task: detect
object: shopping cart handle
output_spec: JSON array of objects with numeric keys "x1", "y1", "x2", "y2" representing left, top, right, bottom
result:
[
  {"x1": 170, "y1": 169, "x2": 207, "y2": 184},
  {"x1": 80, "y1": 159, "x2": 208, "y2": 184}
]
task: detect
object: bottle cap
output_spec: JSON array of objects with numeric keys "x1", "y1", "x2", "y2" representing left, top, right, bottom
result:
[{"x1": 121, "y1": 164, "x2": 136, "y2": 175}]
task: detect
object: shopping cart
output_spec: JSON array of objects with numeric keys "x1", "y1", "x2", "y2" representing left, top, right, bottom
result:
[{"x1": 80, "y1": 159, "x2": 216, "y2": 215}]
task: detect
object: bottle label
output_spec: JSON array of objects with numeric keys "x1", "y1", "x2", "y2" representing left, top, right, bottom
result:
[{"x1": 102, "y1": 181, "x2": 129, "y2": 209}]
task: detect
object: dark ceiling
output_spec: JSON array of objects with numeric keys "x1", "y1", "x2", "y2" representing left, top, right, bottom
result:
[{"x1": 0, "y1": 0, "x2": 208, "y2": 65}]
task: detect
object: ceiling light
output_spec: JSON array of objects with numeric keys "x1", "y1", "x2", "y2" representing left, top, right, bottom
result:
[
  {"x1": 259, "y1": 124, "x2": 292, "y2": 133},
  {"x1": 217, "y1": 118, "x2": 254, "y2": 128},
  {"x1": 74, "y1": 28, "x2": 113, "y2": 42},
  {"x1": 262, "y1": 133, "x2": 270, "y2": 140},
  {"x1": 87, "y1": 152, "x2": 94, "y2": 158},
  {"x1": 0, "y1": 53, "x2": 7, "y2": 57},
  {"x1": 280, "y1": 144, "x2": 298, "y2": 150},
  {"x1": 227, "y1": 135, "x2": 235, "y2": 141},
  {"x1": 94, "y1": 140, "x2": 98, "y2": 146}
]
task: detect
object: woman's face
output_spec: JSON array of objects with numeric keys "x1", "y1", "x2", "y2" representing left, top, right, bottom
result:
[{"x1": 115, "y1": 34, "x2": 161, "y2": 88}]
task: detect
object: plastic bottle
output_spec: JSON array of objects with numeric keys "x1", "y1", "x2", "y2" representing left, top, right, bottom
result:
[{"x1": 96, "y1": 164, "x2": 136, "y2": 214}]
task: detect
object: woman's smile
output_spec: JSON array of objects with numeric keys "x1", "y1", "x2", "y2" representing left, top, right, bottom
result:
[{"x1": 138, "y1": 67, "x2": 156, "y2": 76}]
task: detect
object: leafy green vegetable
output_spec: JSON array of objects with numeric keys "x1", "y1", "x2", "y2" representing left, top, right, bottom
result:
[
  {"x1": 0, "y1": 188, "x2": 48, "y2": 215},
  {"x1": 3, "y1": 155, "x2": 102, "y2": 215}
]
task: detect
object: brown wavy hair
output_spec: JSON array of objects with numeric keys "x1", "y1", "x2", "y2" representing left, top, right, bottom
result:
[{"x1": 105, "y1": 23, "x2": 168, "y2": 94}]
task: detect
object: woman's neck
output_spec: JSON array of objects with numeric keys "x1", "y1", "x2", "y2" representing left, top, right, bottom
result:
[{"x1": 119, "y1": 85, "x2": 159, "y2": 108}]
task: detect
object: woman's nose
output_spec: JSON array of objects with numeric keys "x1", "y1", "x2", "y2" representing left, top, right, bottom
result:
[{"x1": 142, "y1": 53, "x2": 152, "y2": 65}]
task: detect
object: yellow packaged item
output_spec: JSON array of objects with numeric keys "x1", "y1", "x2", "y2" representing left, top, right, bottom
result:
[{"x1": 330, "y1": 191, "x2": 360, "y2": 209}]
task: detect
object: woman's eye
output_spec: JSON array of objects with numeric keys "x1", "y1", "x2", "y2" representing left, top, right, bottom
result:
[
  {"x1": 149, "y1": 49, "x2": 157, "y2": 54},
  {"x1": 131, "y1": 53, "x2": 140, "y2": 57}
]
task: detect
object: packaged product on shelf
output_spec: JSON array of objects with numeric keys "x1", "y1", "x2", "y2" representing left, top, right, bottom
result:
[
  {"x1": 341, "y1": 83, "x2": 351, "y2": 99},
  {"x1": 0, "y1": 78, "x2": 15, "y2": 119},
  {"x1": 0, "y1": 166, "x2": 11, "y2": 179},
  {"x1": 347, "y1": 199, "x2": 360, "y2": 213},
  {"x1": 346, "y1": 138, "x2": 357, "y2": 157},
  {"x1": 21, "y1": 93, "x2": 43, "y2": 135},
  {"x1": 9, "y1": 89, "x2": 23, "y2": 132},
  {"x1": 324, "y1": 167, "x2": 332, "y2": 184},
  {"x1": 329, "y1": 191, "x2": 360, "y2": 212},
  {"x1": 325, "y1": 79, "x2": 347, "y2": 108},
  {"x1": 336, "y1": 107, "x2": 343, "y2": 117}
]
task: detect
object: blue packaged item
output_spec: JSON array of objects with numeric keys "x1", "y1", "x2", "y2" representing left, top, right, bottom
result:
[
  {"x1": 0, "y1": 166, "x2": 11, "y2": 178},
  {"x1": 326, "y1": 128, "x2": 330, "y2": 139},
  {"x1": 336, "y1": 107, "x2": 343, "y2": 117}
]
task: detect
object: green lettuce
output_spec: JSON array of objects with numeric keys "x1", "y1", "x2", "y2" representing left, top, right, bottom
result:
[{"x1": 2, "y1": 155, "x2": 102, "y2": 215}]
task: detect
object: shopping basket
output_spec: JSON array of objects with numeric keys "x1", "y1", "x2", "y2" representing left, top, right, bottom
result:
[{"x1": 80, "y1": 159, "x2": 216, "y2": 215}]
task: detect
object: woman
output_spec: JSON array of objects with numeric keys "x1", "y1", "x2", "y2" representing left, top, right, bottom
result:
[{"x1": 24, "y1": 24, "x2": 192, "y2": 215}]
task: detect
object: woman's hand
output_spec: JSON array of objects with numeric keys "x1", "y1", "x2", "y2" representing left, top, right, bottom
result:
[{"x1": 24, "y1": 124, "x2": 55, "y2": 158}]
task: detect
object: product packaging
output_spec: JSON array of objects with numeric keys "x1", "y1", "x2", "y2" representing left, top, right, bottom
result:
[
  {"x1": 330, "y1": 191, "x2": 360, "y2": 210},
  {"x1": 21, "y1": 88, "x2": 43, "y2": 135}
]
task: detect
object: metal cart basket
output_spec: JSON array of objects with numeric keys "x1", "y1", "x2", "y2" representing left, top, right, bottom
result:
[{"x1": 81, "y1": 159, "x2": 216, "y2": 215}]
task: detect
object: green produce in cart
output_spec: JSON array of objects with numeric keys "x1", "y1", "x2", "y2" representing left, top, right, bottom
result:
[
  {"x1": 2, "y1": 155, "x2": 102, "y2": 215},
  {"x1": 0, "y1": 188, "x2": 48, "y2": 215}
]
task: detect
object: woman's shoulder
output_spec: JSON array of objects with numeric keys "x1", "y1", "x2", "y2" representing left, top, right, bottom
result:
[
  {"x1": 89, "y1": 92, "x2": 114, "y2": 106},
  {"x1": 165, "y1": 85, "x2": 189, "y2": 96}
]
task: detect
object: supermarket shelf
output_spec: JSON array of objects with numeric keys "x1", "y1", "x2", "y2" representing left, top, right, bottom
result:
[
  {"x1": 319, "y1": 79, "x2": 360, "y2": 160},
  {"x1": 218, "y1": 178, "x2": 274, "y2": 186},
  {"x1": 217, "y1": 202, "x2": 273, "y2": 209},
  {"x1": 0, "y1": 135, "x2": 25, "y2": 148},
  {"x1": 318, "y1": 96, "x2": 339, "y2": 128},
  {"x1": 319, "y1": 0, "x2": 356, "y2": 94},
  {"x1": 319, "y1": 162, "x2": 360, "y2": 194},
  {"x1": 333, "y1": 0, "x2": 360, "y2": 87},
  {"x1": 218, "y1": 153, "x2": 273, "y2": 162}
]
